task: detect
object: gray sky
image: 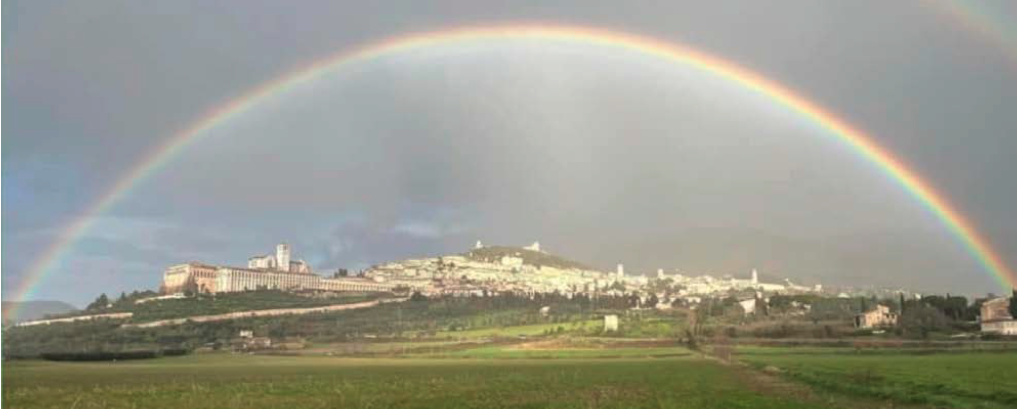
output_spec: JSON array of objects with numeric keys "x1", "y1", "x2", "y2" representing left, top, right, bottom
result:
[{"x1": 4, "y1": 1, "x2": 1017, "y2": 306}]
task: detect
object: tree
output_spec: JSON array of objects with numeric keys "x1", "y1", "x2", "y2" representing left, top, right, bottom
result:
[
  {"x1": 86, "y1": 293, "x2": 110, "y2": 311},
  {"x1": 944, "y1": 295, "x2": 968, "y2": 320},
  {"x1": 755, "y1": 294, "x2": 769, "y2": 317},
  {"x1": 900, "y1": 304, "x2": 949, "y2": 338},
  {"x1": 1010, "y1": 289, "x2": 1017, "y2": 318},
  {"x1": 646, "y1": 294, "x2": 659, "y2": 309},
  {"x1": 684, "y1": 329, "x2": 699, "y2": 350}
]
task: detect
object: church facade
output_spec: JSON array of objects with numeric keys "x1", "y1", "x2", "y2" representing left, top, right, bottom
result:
[{"x1": 161, "y1": 243, "x2": 398, "y2": 295}]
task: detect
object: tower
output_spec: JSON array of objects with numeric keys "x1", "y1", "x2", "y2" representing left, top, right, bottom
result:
[
  {"x1": 475, "y1": 240, "x2": 484, "y2": 249},
  {"x1": 617, "y1": 264, "x2": 625, "y2": 278},
  {"x1": 277, "y1": 243, "x2": 291, "y2": 272},
  {"x1": 751, "y1": 268, "x2": 758, "y2": 285},
  {"x1": 657, "y1": 268, "x2": 664, "y2": 279}
]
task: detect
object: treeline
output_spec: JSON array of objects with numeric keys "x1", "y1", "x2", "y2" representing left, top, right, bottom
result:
[
  {"x1": 85, "y1": 290, "x2": 161, "y2": 312},
  {"x1": 710, "y1": 291, "x2": 1014, "y2": 339},
  {"x1": 35, "y1": 348, "x2": 190, "y2": 362}
]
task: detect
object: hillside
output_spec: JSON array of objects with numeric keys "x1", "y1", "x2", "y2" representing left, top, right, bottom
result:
[
  {"x1": 41, "y1": 290, "x2": 381, "y2": 324},
  {"x1": 2, "y1": 292, "x2": 608, "y2": 357},
  {"x1": 463, "y1": 246, "x2": 595, "y2": 271},
  {"x1": 2, "y1": 301, "x2": 78, "y2": 323}
]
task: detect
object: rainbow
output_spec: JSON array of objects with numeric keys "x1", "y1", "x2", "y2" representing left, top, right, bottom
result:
[
  {"x1": 8, "y1": 24, "x2": 1014, "y2": 318},
  {"x1": 926, "y1": 0, "x2": 1017, "y2": 68}
]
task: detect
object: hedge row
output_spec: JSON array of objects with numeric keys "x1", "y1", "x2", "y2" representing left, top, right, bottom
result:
[{"x1": 39, "y1": 348, "x2": 190, "y2": 361}]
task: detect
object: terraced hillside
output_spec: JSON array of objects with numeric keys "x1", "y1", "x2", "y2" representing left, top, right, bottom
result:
[{"x1": 464, "y1": 246, "x2": 595, "y2": 270}]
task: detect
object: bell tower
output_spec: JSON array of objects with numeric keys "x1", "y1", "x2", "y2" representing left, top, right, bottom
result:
[{"x1": 276, "y1": 243, "x2": 291, "y2": 272}]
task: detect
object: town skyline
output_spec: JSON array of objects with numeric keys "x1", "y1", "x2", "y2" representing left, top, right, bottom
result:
[{"x1": 149, "y1": 240, "x2": 985, "y2": 308}]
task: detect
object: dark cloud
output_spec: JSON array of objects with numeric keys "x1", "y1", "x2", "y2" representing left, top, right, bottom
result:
[{"x1": 4, "y1": 1, "x2": 1015, "y2": 304}]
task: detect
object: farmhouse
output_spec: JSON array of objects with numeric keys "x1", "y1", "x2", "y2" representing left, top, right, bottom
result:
[
  {"x1": 854, "y1": 305, "x2": 897, "y2": 329},
  {"x1": 980, "y1": 297, "x2": 1016, "y2": 335},
  {"x1": 738, "y1": 298, "x2": 757, "y2": 315},
  {"x1": 603, "y1": 315, "x2": 619, "y2": 332}
]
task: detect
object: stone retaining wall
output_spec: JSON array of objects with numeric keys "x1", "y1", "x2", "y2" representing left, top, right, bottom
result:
[
  {"x1": 122, "y1": 297, "x2": 408, "y2": 329},
  {"x1": 16, "y1": 312, "x2": 134, "y2": 327}
]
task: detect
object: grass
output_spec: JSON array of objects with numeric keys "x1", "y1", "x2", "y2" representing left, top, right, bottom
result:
[
  {"x1": 431, "y1": 319, "x2": 601, "y2": 339},
  {"x1": 406, "y1": 337, "x2": 693, "y2": 359},
  {"x1": 3, "y1": 353, "x2": 827, "y2": 409},
  {"x1": 736, "y1": 346, "x2": 1017, "y2": 408},
  {"x1": 419, "y1": 345, "x2": 692, "y2": 359},
  {"x1": 8, "y1": 341, "x2": 1016, "y2": 408}
]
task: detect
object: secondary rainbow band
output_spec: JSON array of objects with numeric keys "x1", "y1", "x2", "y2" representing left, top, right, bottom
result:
[
  {"x1": 927, "y1": 0, "x2": 1017, "y2": 69},
  {"x1": 9, "y1": 24, "x2": 1014, "y2": 317}
]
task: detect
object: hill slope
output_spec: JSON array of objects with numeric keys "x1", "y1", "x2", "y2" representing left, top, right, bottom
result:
[
  {"x1": 2, "y1": 301, "x2": 78, "y2": 323},
  {"x1": 463, "y1": 246, "x2": 594, "y2": 271}
]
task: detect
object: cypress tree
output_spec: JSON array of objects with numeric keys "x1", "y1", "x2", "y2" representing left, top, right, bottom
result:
[{"x1": 1009, "y1": 289, "x2": 1017, "y2": 318}]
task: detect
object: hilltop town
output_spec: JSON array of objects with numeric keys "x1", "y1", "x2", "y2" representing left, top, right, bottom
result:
[
  {"x1": 158, "y1": 240, "x2": 831, "y2": 308},
  {"x1": 9, "y1": 240, "x2": 1014, "y2": 341},
  {"x1": 145, "y1": 240, "x2": 1011, "y2": 338}
]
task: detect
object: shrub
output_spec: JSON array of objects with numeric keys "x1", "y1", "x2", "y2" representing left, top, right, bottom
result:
[{"x1": 40, "y1": 350, "x2": 158, "y2": 361}]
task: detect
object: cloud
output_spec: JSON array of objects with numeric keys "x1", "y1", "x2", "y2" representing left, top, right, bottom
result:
[
  {"x1": 4, "y1": 1, "x2": 1015, "y2": 303},
  {"x1": 391, "y1": 220, "x2": 469, "y2": 239}
]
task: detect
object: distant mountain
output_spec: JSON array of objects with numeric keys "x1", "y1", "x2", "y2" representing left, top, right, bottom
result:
[
  {"x1": 463, "y1": 246, "x2": 595, "y2": 271},
  {"x1": 2, "y1": 300, "x2": 78, "y2": 323}
]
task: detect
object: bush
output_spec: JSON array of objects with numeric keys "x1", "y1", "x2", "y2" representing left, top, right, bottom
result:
[
  {"x1": 40, "y1": 350, "x2": 158, "y2": 361},
  {"x1": 160, "y1": 348, "x2": 192, "y2": 357}
]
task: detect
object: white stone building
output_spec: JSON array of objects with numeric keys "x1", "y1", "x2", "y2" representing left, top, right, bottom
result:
[
  {"x1": 980, "y1": 297, "x2": 1016, "y2": 335},
  {"x1": 163, "y1": 243, "x2": 396, "y2": 295},
  {"x1": 854, "y1": 305, "x2": 898, "y2": 329},
  {"x1": 603, "y1": 315, "x2": 619, "y2": 332},
  {"x1": 162, "y1": 262, "x2": 219, "y2": 294},
  {"x1": 981, "y1": 319, "x2": 1017, "y2": 335},
  {"x1": 738, "y1": 298, "x2": 757, "y2": 315},
  {"x1": 247, "y1": 243, "x2": 310, "y2": 273}
]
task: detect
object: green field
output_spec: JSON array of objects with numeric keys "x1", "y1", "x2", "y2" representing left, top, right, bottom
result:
[
  {"x1": 420, "y1": 345, "x2": 691, "y2": 359},
  {"x1": 4, "y1": 352, "x2": 824, "y2": 409},
  {"x1": 411, "y1": 338, "x2": 692, "y2": 359},
  {"x1": 430, "y1": 319, "x2": 601, "y2": 339},
  {"x1": 6, "y1": 343, "x2": 1016, "y2": 409},
  {"x1": 736, "y1": 346, "x2": 1017, "y2": 409}
]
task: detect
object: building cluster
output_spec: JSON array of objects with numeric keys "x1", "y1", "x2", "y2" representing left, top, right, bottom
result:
[
  {"x1": 161, "y1": 243, "x2": 402, "y2": 295},
  {"x1": 360, "y1": 241, "x2": 824, "y2": 306},
  {"x1": 363, "y1": 250, "x2": 609, "y2": 297},
  {"x1": 155, "y1": 239, "x2": 1017, "y2": 337},
  {"x1": 161, "y1": 240, "x2": 826, "y2": 307},
  {"x1": 247, "y1": 244, "x2": 311, "y2": 273}
]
